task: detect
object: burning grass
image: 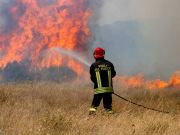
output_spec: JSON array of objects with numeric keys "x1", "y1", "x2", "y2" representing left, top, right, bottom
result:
[{"x1": 0, "y1": 82, "x2": 179, "y2": 135}]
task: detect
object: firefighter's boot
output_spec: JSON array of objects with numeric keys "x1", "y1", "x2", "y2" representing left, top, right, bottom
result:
[
  {"x1": 89, "y1": 107, "x2": 97, "y2": 115},
  {"x1": 105, "y1": 109, "x2": 113, "y2": 114}
]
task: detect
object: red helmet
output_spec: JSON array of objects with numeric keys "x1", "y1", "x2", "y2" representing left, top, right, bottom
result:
[{"x1": 93, "y1": 47, "x2": 105, "y2": 59}]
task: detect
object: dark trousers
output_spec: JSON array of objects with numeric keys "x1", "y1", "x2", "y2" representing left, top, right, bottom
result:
[{"x1": 91, "y1": 93, "x2": 112, "y2": 110}]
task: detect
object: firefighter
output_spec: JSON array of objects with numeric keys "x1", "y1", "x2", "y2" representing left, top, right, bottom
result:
[{"x1": 89, "y1": 47, "x2": 116, "y2": 114}]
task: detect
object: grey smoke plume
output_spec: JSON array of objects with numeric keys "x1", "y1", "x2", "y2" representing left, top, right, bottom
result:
[
  {"x1": 0, "y1": 61, "x2": 77, "y2": 82},
  {"x1": 94, "y1": 0, "x2": 180, "y2": 79}
]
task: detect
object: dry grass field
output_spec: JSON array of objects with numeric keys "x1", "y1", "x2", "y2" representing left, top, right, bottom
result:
[{"x1": 0, "y1": 82, "x2": 179, "y2": 135}]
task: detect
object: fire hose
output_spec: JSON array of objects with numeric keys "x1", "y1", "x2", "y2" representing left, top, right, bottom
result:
[{"x1": 113, "y1": 93, "x2": 170, "y2": 114}]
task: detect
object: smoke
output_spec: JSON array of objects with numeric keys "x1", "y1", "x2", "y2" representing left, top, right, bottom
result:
[
  {"x1": 95, "y1": 0, "x2": 180, "y2": 79},
  {"x1": 0, "y1": 61, "x2": 77, "y2": 82},
  {"x1": 0, "y1": 0, "x2": 9, "y2": 29},
  {"x1": 0, "y1": 0, "x2": 23, "y2": 33}
]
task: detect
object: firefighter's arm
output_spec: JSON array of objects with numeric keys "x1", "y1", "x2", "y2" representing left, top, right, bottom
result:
[{"x1": 90, "y1": 65, "x2": 96, "y2": 83}]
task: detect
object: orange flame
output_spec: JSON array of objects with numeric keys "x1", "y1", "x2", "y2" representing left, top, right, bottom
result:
[
  {"x1": 0, "y1": 0, "x2": 92, "y2": 75},
  {"x1": 116, "y1": 72, "x2": 180, "y2": 90},
  {"x1": 169, "y1": 72, "x2": 180, "y2": 87}
]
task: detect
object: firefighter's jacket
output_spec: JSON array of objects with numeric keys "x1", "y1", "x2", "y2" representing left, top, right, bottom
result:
[{"x1": 90, "y1": 58, "x2": 116, "y2": 94}]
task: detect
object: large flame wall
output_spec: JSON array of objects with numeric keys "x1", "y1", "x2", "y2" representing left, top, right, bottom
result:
[{"x1": 0, "y1": 0, "x2": 92, "y2": 75}]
